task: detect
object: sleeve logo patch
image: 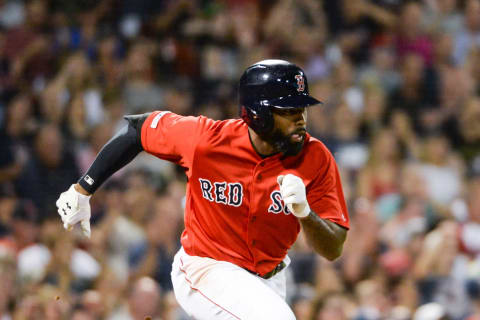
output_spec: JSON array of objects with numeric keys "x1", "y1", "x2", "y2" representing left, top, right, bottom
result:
[{"x1": 150, "y1": 111, "x2": 171, "y2": 128}]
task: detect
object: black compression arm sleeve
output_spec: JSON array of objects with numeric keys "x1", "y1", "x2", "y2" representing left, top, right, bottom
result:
[{"x1": 77, "y1": 113, "x2": 150, "y2": 194}]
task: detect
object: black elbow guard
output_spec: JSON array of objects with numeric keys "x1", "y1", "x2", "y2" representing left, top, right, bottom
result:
[{"x1": 124, "y1": 112, "x2": 152, "y2": 146}]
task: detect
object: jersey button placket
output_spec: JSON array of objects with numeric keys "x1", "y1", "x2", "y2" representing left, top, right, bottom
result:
[{"x1": 249, "y1": 160, "x2": 271, "y2": 256}]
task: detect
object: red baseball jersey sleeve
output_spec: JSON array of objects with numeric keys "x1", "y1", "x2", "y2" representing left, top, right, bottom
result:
[
  {"x1": 140, "y1": 111, "x2": 215, "y2": 176},
  {"x1": 307, "y1": 148, "x2": 349, "y2": 227},
  {"x1": 140, "y1": 111, "x2": 349, "y2": 276}
]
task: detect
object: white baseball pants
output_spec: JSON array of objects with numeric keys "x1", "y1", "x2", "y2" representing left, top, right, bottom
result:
[{"x1": 171, "y1": 247, "x2": 296, "y2": 320}]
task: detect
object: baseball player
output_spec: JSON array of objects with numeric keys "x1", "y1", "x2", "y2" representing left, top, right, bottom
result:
[{"x1": 56, "y1": 59, "x2": 349, "y2": 319}]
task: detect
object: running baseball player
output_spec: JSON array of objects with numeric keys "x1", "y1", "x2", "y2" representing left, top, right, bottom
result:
[{"x1": 56, "y1": 59, "x2": 349, "y2": 319}]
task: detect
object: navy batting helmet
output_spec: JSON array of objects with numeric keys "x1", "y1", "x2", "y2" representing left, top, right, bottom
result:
[{"x1": 239, "y1": 59, "x2": 322, "y2": 135}]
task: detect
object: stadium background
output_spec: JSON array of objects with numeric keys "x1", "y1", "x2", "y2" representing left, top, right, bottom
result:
[{"x1": 0, "y1": 0, "x2": 480, "y2": 319}]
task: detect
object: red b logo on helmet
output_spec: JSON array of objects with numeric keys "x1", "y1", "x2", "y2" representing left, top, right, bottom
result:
[{"x1": 295, "y1": 75, "x2": 305, "y2": 92}]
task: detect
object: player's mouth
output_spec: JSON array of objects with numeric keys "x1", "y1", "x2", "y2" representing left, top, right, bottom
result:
[{"x1": 290, "y1": 129, "x2": 306, "y2": 142}]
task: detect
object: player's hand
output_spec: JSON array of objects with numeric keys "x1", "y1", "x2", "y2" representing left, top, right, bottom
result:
[
  {"x1": 56, "y1": 184, "x2": 92, "y2": 238},
  {"x1": 277, "y1": 174, "x2": 310, "y2": 218}
]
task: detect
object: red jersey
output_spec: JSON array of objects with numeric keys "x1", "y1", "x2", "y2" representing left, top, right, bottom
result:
[{"x1": 141, "y1": 111, "x2": 349, "y2": 276}]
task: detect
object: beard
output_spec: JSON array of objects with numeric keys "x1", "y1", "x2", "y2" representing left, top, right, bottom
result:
[{"x1": 262, "y1": 128, "x2": 305, "y2": 157}]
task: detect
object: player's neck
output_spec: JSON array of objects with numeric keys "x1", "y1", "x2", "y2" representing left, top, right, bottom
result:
[{"x1": 248, "y1": 128, "x2": 278, "y2": 158}]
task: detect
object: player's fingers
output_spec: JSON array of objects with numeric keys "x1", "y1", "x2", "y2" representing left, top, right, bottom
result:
[
  {"x1": 56, "y1": 196, "x2": 65, "y2": 208},
  {"x1": 62, "y1": 198, "x2": 77, "y2": 212},
  {"x1": 284, "y1": 175, "x2": 304, "y2": 189},
  {"x1": 67, "y1": 184, "x2": 79, "y2": 208},
  {"x1": 281, "y1": 191, "x2": 295, "y2": 200},
  {"x1": 63, "y1": 222, "x2": 73, "y2": 231},
  {"x1": 280, "y1": 185, "x2": 297, "y2": 197},
  {"x1": 284, "y1": 175, "x2": 303, "y2": 186},
  {"x1": 58, "y1": 208, "x2": 69, "y2": 221},
  {"x1": 65, "y1": 213, "x2": 82, "y2": 226},
  {"x1": 277, "y1": 175, "x2": 284, "y2": 187},
  {"x1": 283, "y1": 195, "x2": 297, "y2": 205},
  {"x1": 80, "y1": 220, "x2": 91, "y2": 238}
]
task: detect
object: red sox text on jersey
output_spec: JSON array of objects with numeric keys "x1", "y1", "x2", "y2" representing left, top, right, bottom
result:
[{"x1": 198, "y1": 178, "x2": 291, "y2": 215}]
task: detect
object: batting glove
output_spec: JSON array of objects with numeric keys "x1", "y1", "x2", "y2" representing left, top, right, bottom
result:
[
  {"x1": 56, "y1": 184, "x2": 92, "y2": 238},
  {"x1": 277, "y1": 174, "x2": 310, "y2": 218}
]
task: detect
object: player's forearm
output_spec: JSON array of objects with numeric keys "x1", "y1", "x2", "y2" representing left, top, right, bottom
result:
[
  {"x1": 77, "y1": 121, "x2": 143, "y2": 194},
  {"x1": 299, "y1": 212, "x2": 347, "y2": 261}
]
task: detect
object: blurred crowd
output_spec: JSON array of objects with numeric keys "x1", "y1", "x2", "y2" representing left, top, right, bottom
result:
[{"x1": 0, "y1": 0, "x2": 480, "y2": 319}]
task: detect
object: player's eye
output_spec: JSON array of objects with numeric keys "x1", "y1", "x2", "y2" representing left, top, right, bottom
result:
[{"x1": 272, "y1": 108, "x2": 305, "y2": 116}]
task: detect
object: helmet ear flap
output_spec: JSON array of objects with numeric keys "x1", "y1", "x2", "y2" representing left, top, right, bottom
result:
[{"x1": 240, "y1": 104, "x2": 274, "y2": 136}]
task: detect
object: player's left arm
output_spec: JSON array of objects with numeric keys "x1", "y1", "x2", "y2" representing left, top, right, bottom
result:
[
  {"x1": 298, "y1": 211, "x2": 347, "y2": 261},
  {"x1": 277, "y1": 174, "x2": 348, "y2": 261},
  {"x1": 278, "y1": 156, "x2": 349, "y2": 261}
]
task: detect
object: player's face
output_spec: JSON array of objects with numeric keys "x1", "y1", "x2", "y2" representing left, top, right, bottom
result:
[{"x1": 269, "y1": 107, "x2": 307, "y2": 156}]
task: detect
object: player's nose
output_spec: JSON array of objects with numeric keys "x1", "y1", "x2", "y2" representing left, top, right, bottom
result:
[{"x1": 293, "y1": 112, "x2": 306, "y2": 126}]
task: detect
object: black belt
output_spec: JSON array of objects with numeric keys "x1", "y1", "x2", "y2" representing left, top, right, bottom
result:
[{"x1": 245, "y1": 261, "x2": 286, "y2": 279}]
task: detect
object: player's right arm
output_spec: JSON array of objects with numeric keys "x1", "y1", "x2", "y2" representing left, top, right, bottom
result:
[
  {"x1": 56, "y1": 111, "x2": 213, "y2": 237},
  {"x1": 56, "y1": 113, "x2": 150, "y2": 237}
]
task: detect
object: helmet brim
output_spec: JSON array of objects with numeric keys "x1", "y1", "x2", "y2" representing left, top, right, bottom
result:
[{"x1": 264, "y1": 94, "x2": 323, "y2": 109}]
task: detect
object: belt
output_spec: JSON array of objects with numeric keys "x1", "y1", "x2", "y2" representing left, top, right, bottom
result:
[{"x1": 245, "y1": 261, "x2": 286, "y2": 279}]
